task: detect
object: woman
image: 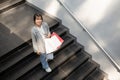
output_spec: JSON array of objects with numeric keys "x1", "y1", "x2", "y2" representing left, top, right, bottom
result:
[{"x1": 31, "y1": 13, "x2": 54, "y2": 72}]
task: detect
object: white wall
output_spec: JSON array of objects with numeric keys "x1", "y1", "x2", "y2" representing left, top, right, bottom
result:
[
  {"x1": 27, "y1": 0, "x2": 120, "y2": 80},
  {"x1": 62, "y1": 0, "x2": 120, "y2": 67}
]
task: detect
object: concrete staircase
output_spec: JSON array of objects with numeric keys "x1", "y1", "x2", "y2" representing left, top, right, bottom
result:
[{"x1": 0, "y1": 0, "x2": 107, "y2": 80}]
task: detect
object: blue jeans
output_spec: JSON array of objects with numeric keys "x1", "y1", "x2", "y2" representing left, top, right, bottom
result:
[{"x1": 40, "y1": 53, "x2": 54, "y2": 69}]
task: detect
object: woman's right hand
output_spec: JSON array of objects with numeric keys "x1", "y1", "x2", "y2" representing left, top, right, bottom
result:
[{"x1": 36, "y1": 51, "x2": 41, "y2": 55}]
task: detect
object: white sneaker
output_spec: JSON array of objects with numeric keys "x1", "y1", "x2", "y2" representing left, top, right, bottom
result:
[{"x1": 45, "y1": 67, "x2": 52, "y2": 72}]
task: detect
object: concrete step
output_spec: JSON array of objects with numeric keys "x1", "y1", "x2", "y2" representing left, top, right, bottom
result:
[
  {"x1": 64, "y1": 60, "x2": 100, "y2": 80},
  {"x1": 0, "y1": 43, "x2": 32, "y2": 73},
  {"x1": 0, "y1": 32, "x2": 76, "y2": 80},
  {"x1": 0, "y1": 52, "x2": 38, "y2": 80},
  {"x1": 84, "y1": 68, "x2": 108, "y2": 80},
  {"x1": 18, "y1": 41, "x2": 83, "y2": 80},
  {"x1": 17, "y1": 33, "x2": 76, "y2": 80},
  {"x1": 51, "y1": 24, "x2": 68, "y2": 36},
  {"x1": 0, "y1": 0, "x2": 25, "y2": 13},
  {"x1": 0, "y1": 0, "x2": 8, "y2": 4},
  {"x1": 42, "y1": 49, "x2": 90, "y2": 80}
]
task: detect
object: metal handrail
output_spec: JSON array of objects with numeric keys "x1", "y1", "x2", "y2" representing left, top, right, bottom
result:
[{"x1": 57, "y1": 0, "x2": 120, "y2": 72}]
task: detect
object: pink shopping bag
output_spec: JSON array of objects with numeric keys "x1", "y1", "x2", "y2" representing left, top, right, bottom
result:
[
  {"x1": 51, "y1": 32, "x2": 64, "y2": 48},
  {"x1": 45, "y1": 32, "x2": 64, "y2": 53}
]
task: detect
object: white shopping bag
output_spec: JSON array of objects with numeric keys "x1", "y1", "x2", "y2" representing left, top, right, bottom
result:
[{"x1": 45, "y1": 32, "x2": 64, "y2": 54}]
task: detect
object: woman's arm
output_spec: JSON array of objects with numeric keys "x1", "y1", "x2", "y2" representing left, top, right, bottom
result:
[
  {"x1": 44, "y1": 22, "x2": 51, "y2": 38},
  {"x1": 31, "y1": 29, "x2": 41, "y2": 55}
]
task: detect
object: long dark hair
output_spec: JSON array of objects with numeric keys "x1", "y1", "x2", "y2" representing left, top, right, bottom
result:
[{"x1": 33, "y1": 13, "x2": 43, "y2": 24}]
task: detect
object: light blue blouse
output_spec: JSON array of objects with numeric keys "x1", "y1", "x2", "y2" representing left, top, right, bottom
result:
[{"x1": 31, "y1": 22, "x2": 50, "y2": 53}]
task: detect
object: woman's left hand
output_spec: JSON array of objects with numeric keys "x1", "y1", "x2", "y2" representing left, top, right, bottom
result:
[{"x1": 46, "y1": 33, "x2": 51, "y2": 38}]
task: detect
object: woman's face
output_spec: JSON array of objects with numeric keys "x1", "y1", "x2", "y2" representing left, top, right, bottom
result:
[{"x1": 35, "y1": 16, "x2": 42, "y2": 26}]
